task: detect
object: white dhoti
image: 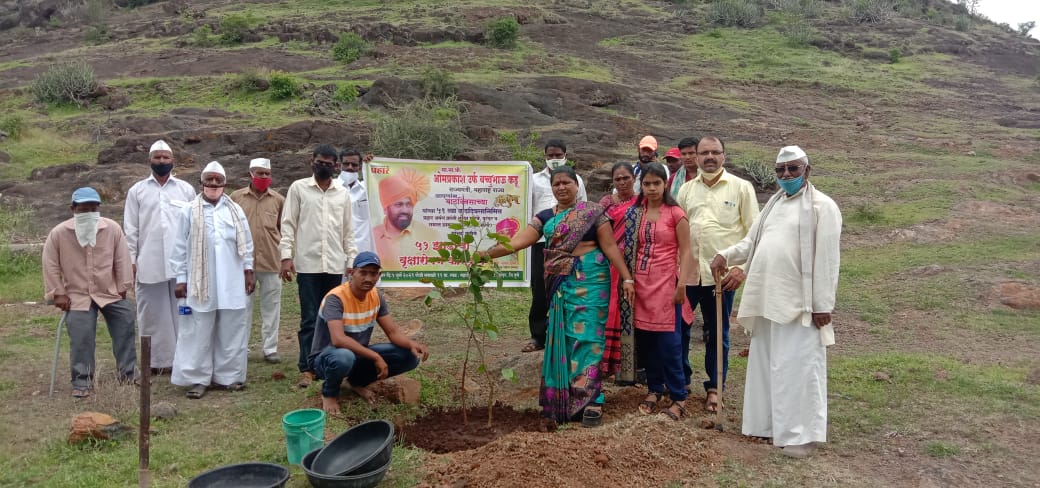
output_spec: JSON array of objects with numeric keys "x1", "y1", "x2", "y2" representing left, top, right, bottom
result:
[
  {"x1": 742, "y1": 319, "x2": 828, "y2": 447},
  {"x1": 135, "y1": 280, "x2": 179, "y2": 369},
  {"x1": 245, "y1": 271, "x2": 282, "y2": 356},
  {"x1": 171, "y1": 308, "x2": 249, "y2": 387}
]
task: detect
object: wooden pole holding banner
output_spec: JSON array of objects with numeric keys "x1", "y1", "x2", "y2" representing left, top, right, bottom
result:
[{"x1": 139, "y1": 335, "x2": 151, "y2": 488}]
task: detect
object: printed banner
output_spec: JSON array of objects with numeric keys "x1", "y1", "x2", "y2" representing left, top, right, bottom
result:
[{"x1": 364, "y1": 158, "x2": 531, "y2": 287}]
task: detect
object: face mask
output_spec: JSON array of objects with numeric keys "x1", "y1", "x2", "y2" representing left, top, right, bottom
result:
[
  {"x1": 151, "y1": 163, "x2": 174, "y2": 177},
  {"x1": 203, "y1": 186, "x2": 225, "y2": 201},
  {"x1": 74, "y1": 212, "x2": 100, "y2": 248},
  {"x1": 545, "y1": 159, "x2": 567, "y2": 170},
  {"x1": 313, "y1": 164, "x2": 335, "y2": 180},
  {"x1": 778, "y1": 175, "x2": 805, "y2": 195},
  {"x1": 252, "y1": 177, "x2": 272, "y2": 193},
  {"x1": 700, "y1": 167, "x2": 723, "y2": 180},
  {"x1": 340, "y1": 171, "x2": 359, "y2": 186}
]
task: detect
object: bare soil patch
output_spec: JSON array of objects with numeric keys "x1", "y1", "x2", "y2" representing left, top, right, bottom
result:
[
  {"x1": 420, "y1": 414, "x2": 728, "y2": 487},
  {"x1": 399, "y1": 403, "x2": 555, "y2": 453}
]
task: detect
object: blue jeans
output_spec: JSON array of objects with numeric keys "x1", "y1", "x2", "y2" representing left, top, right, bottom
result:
[
  {"x1": 296, "y1": 273, "x2": 343, "y2": 373},
  {"x1": 680, "y1": 317, "x2": 692, "y2": 387},
  {"x1": 686, "y1": 285, "x2": 734, "y2": 392},
  {"x1": 634, "y1": 304, "x2": 687, "y2": 401},
  {"x1": 311, "y1": 344, "x2": 420, "y2": 399}
]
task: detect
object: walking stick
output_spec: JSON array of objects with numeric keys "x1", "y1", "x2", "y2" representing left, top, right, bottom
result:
[
  {"x1": 48, "y1": 311, "x2": 69, "y2": 398},
  {"x1": 139, "y1": 335, "x2": 151, "y2": 488},
  {"x1": 714, "y1": 271, "x2": 724, "y2": 432}
]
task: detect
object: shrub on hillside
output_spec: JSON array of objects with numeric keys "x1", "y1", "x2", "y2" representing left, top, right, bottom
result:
[
  {"x1": 191, "y1": 25, "x2": 218, "y2": 47},
  {"x1": 953, "y1": 15, "x2": 972, "y2": 31},
  {"x1": 229, "y1": 69, "x2": 269, "y2": 93},
  {"x1": 784, "y1": 22, "x2": 816, "y2": 47},
  {"x1": 30, "y1": 61, "x2": 99, "y2": 106},
  {"x1": 706, "y1": 0, "x2": 763, "y2": 28},
  {"x1": 0, "y1": 115, "x2": 26, "y2": 139},
  {"x1": 499, "y1": 131, "x2": 542, "y2": 168},
  {"x1": 485, "y1": 17, "x2": 520, "y2": 49},
  {"x1": 888, "y1": 47, "x2": 902, "y2": 63},
  {"x1": 333, "y1": 84, "x2": 358, "y2": 103},
  {"x1": 219, "y1": 14, "x2": 252, "y2": 45},
  {"x1": 372, "y1": 98, "x2": 466, "y2": 160},
  {"x1": 125, "y1": 0, "x2": 161, "y2": 7},
  {"x1": 847, "y1": 0, "x2": 895, "y2": 24},
  {"x1": 268, "y1": 72, "x2": 302, "y2": 100},
  {"x1": 420, "y1": 67, "x2": 457, "y2": 99},
  {"x1": 84, "y1": 25, "x2": 110, "y2": 45},
  {"x1": 766, "y1": 0, "x2": 822, "y2": 19},
  {"x1": 734, "y1": 159, "x2": 776, "y2": 188},
  {"x1": 332, "y1": 32, "x2": 370, "y2": 64}
]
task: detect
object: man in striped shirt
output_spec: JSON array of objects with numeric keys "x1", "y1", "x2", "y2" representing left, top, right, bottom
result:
[{"x1": 307, "y1": 251, "x2": 429, "y2": 415}]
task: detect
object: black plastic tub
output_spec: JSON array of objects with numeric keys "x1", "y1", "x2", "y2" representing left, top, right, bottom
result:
[
  {"x1": 310, "y1": 420, "x2": 394, "y2": 477},
  {"x1": 187, "y1": 462, "x2": 290, "y2": 488},
  {"x1": 301, "y1": 447, "x2": 391, "y2": 488}
]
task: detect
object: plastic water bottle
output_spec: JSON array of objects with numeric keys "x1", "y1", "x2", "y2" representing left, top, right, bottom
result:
[{"x1": 178, "y1": 299, "x2": 192, "y2": 316}]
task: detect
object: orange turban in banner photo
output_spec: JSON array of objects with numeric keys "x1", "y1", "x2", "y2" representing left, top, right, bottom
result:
[{"x1": 378, "y1": 168, "x2": 431, "y2": 209}]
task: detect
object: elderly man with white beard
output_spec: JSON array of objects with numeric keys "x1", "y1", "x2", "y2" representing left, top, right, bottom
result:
[
  {"x1": 124, "y1": 140, "x2": 196, "y2": 375},
  {"x1": 711, "y1": 145, "x2": 842, "y2": 459},
  {"x1": 170, "y1": 162, "x2": 255, "y2": 399},
  {"x1": 43, "y1": 187, "x2": 138, "y2": 398}
]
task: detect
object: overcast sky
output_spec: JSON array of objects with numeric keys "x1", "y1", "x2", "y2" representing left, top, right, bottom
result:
[{"x1": 976, "y1": 0, "x2": 1039, "y2": 39}]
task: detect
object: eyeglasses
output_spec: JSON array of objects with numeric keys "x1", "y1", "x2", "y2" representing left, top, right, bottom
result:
[
  {"x1": 202, "y1": 183, "x2": 226, "y2": 188},
  {"x1": 342, "y1": 161, "x2": 361, "y2": 168},
  {"x1": 698, "y1": 150, "x2": 724, "y2": 157},
  {"x1": 774, "y1": 164, "x2": 804, "y2": 176}
]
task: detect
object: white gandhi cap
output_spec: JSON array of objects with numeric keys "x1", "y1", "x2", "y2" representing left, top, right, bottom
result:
[{"x1": 776, "y1": 145, "x2": 807, "y2": 164}]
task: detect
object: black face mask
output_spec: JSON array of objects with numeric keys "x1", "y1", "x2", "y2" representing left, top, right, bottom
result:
[
  {"x1": 151, "y1": 163, "x2": 174, "y2": 177},
  {"x1": 312, "y1": 163, "x2": 335, "y2": 180}
]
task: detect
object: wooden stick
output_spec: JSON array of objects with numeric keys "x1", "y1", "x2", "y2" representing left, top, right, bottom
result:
[
  {"x1": 139, "y1": 335, "x2": 151, "y2": 488},
  {"x1": 715, "y1": 274, "x2": 724, "y2": 431}
]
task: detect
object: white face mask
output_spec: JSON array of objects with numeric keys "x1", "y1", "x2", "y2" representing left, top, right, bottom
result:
[
  {"x1": 545, "y1": 159, "x2": 568, "y2": 170},
  {"x1": 74, "y1": 212, "x2": 100, "y2": 248},
  {"x1": 341, "y1": 171, "x2": 359, "y2": 186}
]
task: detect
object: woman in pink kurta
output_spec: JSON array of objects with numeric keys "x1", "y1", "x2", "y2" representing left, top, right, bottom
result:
[{"x1": 623, "y1": 163, "x2": 695, "y2": 420}]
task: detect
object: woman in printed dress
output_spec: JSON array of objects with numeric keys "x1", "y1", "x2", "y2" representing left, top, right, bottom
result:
[
  {"x1": 482, "y1": 167, "x2": 634, "y2": 426},
  {"x1": 624, "y1": 163, "x2": 695, "y2": 420}
]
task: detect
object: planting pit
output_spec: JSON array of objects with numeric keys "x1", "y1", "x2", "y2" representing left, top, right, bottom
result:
[{"x1": 399, "y1": 403, "x2": 556, "y2": 453}]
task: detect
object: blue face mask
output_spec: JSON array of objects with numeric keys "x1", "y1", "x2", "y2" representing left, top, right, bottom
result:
[{"x1": 778, "y1": 175, "x2": 804, "y2": 195}]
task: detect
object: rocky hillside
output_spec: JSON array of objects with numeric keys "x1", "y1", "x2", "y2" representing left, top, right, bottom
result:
[{"x1": 0, "y1": 0, "x2": 1038, "y2": 234}]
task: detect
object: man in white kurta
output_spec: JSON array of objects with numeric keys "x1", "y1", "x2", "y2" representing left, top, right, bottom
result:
[
  {"x1": 171, "y1": 162, "x2": 255, "y2": 399},
  {"x1": 124, "y1": 140, "x2": 196, "y2": 373},
  {"x1": 711, "y1": 145, "x2": 841, "y2": 458},
  {"x1": 338, "y1": 149, "x2": 375, "y2": 254}
]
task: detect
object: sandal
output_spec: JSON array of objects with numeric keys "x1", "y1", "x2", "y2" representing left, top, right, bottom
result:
[
  {"x1": 71, "y1": 388, "x2": 91, "y2": 398},
  {"x1": 186, "y1": 384, "x2": 207, "y2": 399},
  {"x1": 216, "y1": 382, "x2": 245, "y2": 392},
  {"x1": 521, "y1": 339, "x2": 543, "y2": 353},
  {"x1": 638, "y1": 392, "x2": 662, "y2": 415},
  {"x1": 582, "y1": 405, "x2": 603, "y2": 428},
  {"x1": 705, "y1": 389, "x2": 723, "y2": 413},
  {"x1": 660, "y1": 400, "x2": 688, "y2": 421}
]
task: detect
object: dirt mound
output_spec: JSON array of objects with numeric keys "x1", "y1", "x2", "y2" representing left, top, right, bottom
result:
[
  {"x1": 420, "y1": 415, "x2": 723, "y2": 487},
  {"x1": 399, "y1": 403, "x2": 556, "y2": 453}
]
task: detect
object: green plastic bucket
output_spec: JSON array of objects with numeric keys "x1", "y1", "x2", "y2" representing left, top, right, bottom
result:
[{"x1": 282, "y1": 409, "x2": 326, "y2": 464}]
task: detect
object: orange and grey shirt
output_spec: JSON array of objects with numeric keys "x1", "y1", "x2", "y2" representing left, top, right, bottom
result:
[{"x1": 308, "y1": 284, "x2": 389, "y2": 365}]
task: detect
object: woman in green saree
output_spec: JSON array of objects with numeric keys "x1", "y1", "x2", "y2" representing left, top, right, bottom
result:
[{"x1": 482, "y1": 167, "x2": 634, "y2": 425}]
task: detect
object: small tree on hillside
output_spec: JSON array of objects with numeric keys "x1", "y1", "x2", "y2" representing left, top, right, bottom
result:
[{"x1": 1018, "y1": 21, "x2": 1036, "y2": 37}]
